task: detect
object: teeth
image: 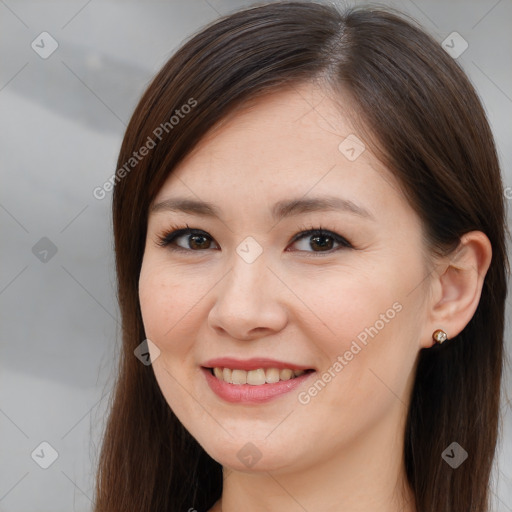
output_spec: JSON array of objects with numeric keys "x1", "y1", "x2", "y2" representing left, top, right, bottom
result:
[
  {"x1": 280, "y1": 368, "x2": 293, "y2": 381},
  {"x1": 247, "y1": 368, "x2": 266, "y2": 385},
  {"x1": 231, "y1": 369, "x2": 247, "y2": 385},
  {"x1": 211, "y1": 367, "x2": 309, "y2": 385},
  {"x1": 265, "y1": 368, "x2": 280, "y2": 383}
]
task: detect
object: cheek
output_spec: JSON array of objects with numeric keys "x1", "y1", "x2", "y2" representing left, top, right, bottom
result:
[
  {"x1": 138, "y1": 258, "x2": 203, "y2": 350},
  {"x1": 294, "y1": 294, "x2": 417, "y2": 446},
  {"x1": 293, "y1": 254, "x2": 423, "y2": 404},
  {"x1": 294, "y1": 263, "x2": 406, "y2": 347},
  {"x1": 138, "y1": 258, "x2": 207, "y2": 427}
]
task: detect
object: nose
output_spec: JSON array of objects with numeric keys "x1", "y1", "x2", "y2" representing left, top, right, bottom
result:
[{"x1": 207, "y1": 254, "x2": 288, "y2": 341}]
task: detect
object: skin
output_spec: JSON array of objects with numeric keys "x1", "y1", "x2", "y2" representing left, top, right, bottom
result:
[{"x1": 138, "y1": 82, "x2": 492, "y2": 512}]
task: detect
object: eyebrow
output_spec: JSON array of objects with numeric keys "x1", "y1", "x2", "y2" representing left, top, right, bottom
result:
[{"x1": 150, "y1": 195, "x2": 375, "y2": 221}]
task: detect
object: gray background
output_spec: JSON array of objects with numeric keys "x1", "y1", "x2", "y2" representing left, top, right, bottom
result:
[{"x1": 0, "y1": 1, "x2": 511, "y2": 511}]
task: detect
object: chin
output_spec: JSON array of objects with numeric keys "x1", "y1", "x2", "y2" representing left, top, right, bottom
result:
[{"x1": 198, "y1": 436, "x2": 307, "y2": 474}]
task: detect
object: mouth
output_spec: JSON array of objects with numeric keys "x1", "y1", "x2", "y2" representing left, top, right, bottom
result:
[
  {"x1": 206, "y1": 366, "x2": 315, "y2": 385},
  {"x1": 201, "y1": 366, "x2": 316, "y2": 403}
]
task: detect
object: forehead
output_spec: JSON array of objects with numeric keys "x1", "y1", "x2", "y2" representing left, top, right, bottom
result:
[{"x1": 153, "y1": 83, "x2": 406, "y2": 219}]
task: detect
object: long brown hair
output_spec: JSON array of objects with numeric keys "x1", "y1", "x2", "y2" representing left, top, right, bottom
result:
[{"x1": 95, "y1": 2, "x2": 509, "y2": 511}]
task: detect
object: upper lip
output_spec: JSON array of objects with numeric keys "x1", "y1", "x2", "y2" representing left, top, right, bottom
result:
[{"x1": 201, "y1": 357, "x2": 314, "y2": 371}]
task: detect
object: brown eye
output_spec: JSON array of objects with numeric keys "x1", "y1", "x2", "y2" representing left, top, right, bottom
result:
[
  {"x1": 187, "y1": 233, "x2": 213, "y2": 250},
  {"x1": 157, "y1": 226, "x2": 351, "y2": 254},
  {"x1": 289, "y1": 229, "x2": 352, "y2": 253},
  {"x1": 158, "y1": 228, "x2": 219, "y2": 251}
]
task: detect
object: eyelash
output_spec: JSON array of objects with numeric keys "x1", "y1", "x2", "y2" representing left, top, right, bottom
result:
[{"x1": 156, "y1": 223, "x2": 353, "y2": 255}]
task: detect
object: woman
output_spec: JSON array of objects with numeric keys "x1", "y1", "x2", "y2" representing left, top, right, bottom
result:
[{"x1": 94, "y1": 2, "x2": 509, "y2": 511}]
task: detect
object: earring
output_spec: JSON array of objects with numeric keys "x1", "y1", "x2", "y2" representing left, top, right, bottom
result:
[{"x1": 432, "y1": 329, "x2": 448, "y2": 344}]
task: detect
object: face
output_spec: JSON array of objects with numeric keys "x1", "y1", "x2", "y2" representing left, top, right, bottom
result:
[{"x1": 139, "y1": 83, "x2": 432, "y2": 474}]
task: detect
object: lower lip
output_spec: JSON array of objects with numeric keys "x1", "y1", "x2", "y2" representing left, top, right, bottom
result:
[{"x1": 201, "y1": 367, "x2": 315, "y2": 403}]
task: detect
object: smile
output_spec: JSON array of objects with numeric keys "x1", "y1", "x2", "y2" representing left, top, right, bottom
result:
[
  {"x1": 201, "y1": 366, "x2": 316, "y2": 403},
  {"x1": 210, "y1": 367, "x2": 311, "y2": 385}
]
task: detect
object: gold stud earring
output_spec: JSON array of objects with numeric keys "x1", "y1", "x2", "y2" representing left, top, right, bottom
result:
[{"x1": 432, "y1": 329, "x2": 448, "y2": 344}]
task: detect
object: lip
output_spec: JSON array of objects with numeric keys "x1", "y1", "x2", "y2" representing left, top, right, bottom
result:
[
  {"x1": 201, "y1": 357, "x2": 314, "y2": 371},
  {"x1": 201, "y1": 366, "x2": 316, "y2": 403}
]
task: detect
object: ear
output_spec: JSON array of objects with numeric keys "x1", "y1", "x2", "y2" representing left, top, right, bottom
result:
[{"x1": 422, "y1": 231, "x2": 492, "y2": 348}]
